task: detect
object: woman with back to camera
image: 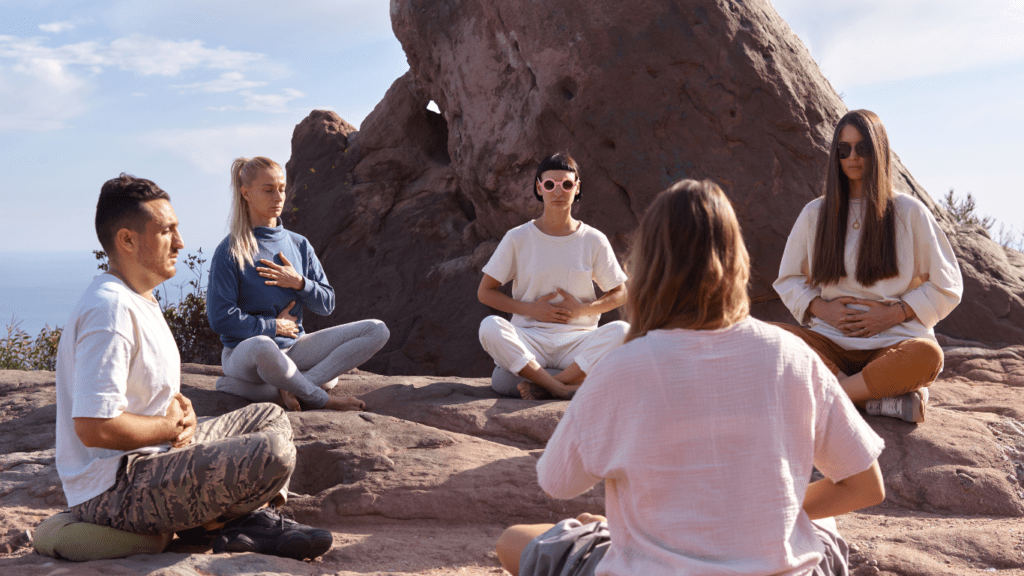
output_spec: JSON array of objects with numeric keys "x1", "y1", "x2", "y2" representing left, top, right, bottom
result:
[
  {"x1": 477, "y1": 152, "x2": 629, "y2": 400},
  {"x1": 207, "y1": 156, "x2": 390, "y2": 412},
  {"x1": 774, "y1": 110, "x2": 962, "y2": 423},
  {"x1": 495, "y1": 179, "x2": 885, "y2": 576}
]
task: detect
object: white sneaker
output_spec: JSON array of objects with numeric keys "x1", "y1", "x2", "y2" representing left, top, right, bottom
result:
[{"x1": 865, "y1": 390, "x2": 926, "y2": 423}]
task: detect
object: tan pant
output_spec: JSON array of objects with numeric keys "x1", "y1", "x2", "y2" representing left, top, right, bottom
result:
[{"x1": 773, "y1": 324, "x2": 943, "y2": 399}]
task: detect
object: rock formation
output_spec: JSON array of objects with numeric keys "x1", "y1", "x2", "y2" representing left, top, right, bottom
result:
[
  {"x1": 3, "y1": 349, "x2": 1024, "y2": 574},
  {"x1": 283, "y1": 0, "x2": 1024, "y2": 377}
]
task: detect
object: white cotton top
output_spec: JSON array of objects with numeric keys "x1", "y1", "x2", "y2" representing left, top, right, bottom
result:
[
  {"x1": 481, "y1": 221, "x2": 628, "y2": 331},
  {"x1": 773, "y1": 193, "x2": 962, "y2": 350},
  {"x1": 537, "y1": 318, "x2": 884, "y2": 576},
  {"x1": 55, "y1": 274, "x2": 180, "y2": 507}
]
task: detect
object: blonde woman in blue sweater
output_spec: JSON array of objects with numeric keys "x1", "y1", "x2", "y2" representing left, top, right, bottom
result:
[{"x1": 207, "y1": 157, "x2": 389, "y2": 411}]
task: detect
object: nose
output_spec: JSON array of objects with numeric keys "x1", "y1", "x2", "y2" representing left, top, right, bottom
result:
[{"x1": 173, "y1": 230, "x2": 185, "y2": 250}]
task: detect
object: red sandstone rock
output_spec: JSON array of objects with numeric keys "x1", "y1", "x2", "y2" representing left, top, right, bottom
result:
[{"x1": 283, "y1": 0, "x2": 1024, "y2": 377}]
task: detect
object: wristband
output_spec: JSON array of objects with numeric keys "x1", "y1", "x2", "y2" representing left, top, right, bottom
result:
[{"x1": 896, "y1": 300, "x2": 910, "y2": 322}]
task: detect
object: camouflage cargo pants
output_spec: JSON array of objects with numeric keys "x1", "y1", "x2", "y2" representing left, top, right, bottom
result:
[{"x1": 69, "y1": 402, "x2": 295, "y2": 535}]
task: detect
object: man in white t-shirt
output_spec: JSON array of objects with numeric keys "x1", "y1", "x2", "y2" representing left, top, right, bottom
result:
[
  {"x1": 478, "y1": 153, "x2": 629, "y2": 400},
  {"x1": 53, "y1": 174, "x2": 332, "y2": 560}
]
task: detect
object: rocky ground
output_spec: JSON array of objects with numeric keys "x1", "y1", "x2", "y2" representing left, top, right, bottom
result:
[{"x1": 3, "y1": 338, "x2": 1024, "y2": 575}]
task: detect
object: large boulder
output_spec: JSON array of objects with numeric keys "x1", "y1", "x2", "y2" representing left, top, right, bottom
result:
[{"x1": 283, "y1": 0, "x2": 1024, "y2": 377}]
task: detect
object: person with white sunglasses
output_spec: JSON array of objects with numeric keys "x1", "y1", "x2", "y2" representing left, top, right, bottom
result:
[{"x1": 477, "y1": 153, "x2": 629, "y2": 400}]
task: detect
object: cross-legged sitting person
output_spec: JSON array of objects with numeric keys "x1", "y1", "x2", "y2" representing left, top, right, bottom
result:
[
  {"x1": 478, "y1": 152, "x2": 628, "y2": 400},
  {"x1": 496, "y1": 179, "x2": 886, "y2": 576},
  {"x1": 46, "y1": 174, "x2": 332, "y2": 561},
  {"x1": 207, "y1": 156, "x2": 389, "y2": 412},
  {"x1": 773, "y1": 110, "x2": 962, "y2": 423}
]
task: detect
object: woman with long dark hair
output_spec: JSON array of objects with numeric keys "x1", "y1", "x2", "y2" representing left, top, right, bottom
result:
[
  {"x1": 495, "y1": 179, "x2": 885, "y2": 576},
  {"x1": 206, "y1": 156, "x2": 390, "y2": 412},
  {"x1": 774, "y1": 110, "x2": 962, "y2": 422}
]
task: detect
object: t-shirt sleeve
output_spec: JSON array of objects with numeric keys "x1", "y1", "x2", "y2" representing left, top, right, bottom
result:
[
  {"x1": 71, "y1": 312, "x2": 132, "y2": 420},
  {"x1": 774, "y1": 202, "x2": 821, "y2": 325},
  {"x1": 900, "y1": 199, "x2": 963, "y2": 329},
  {"x1": 811, "y1": 356, "x2": 885, "y2": 482},
  {"x1": 537, "y1": 405, "x2": 601, "y2": 499},
  {"x1": 481, "y1": 232, "x2": 517, "y2": 285},
  {"x1": 591, "y1": 231, "x2": 628, "y2": 292}
]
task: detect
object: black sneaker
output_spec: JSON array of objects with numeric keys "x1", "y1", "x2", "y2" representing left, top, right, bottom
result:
[{"x1": 212, "y1": 507, "x2": 333, "y2": 561}]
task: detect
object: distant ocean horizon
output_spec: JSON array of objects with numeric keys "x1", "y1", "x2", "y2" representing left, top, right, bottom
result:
[{"x1": 0, "y1": 251, "x2": 210, "y2": 337}]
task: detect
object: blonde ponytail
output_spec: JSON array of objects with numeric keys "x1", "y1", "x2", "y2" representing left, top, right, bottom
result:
[{"x1": 229, "y1": 156, "x2": 282, "y2": 270}]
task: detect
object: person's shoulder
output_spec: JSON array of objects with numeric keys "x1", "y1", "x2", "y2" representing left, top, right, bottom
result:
[
  {"x1": 576, "y1": 221, "x2": 612, "y2": 242},
  {"x1": 497, "y1": 221, "x2": 535, "y2": 244},
  {"x1": 211, "y1": 234, "x2": 235, "y2": 261},
  {"x1": 281, "y1": 227, "x2": 311, "y2": 246},
  {"x1": 892, "y1": 192, "x2": 932, "y2": 218},
  {"x1": 742, "y1": 317, "x2": 807, "y2": 351},
  {"x1": 72, "y1": 276, "x2": 135, "y2": 327},
  {"x1": 800, "y1": 196, "x2": 825, "y2": 216}
]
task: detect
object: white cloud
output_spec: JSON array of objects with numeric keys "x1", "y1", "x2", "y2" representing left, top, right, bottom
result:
[
  {"x1": 209, "y1": 88, "x2": 306, "y2": 114},
  {"x1": 140, "y1": 123, "x2": 296, "y2": 175},
  {"x1": 106, "y1": 0, "x2": 394, "y2": 50},
  {"x1": 39, "y1": 22, "x2": 76, "y2": 34},
  {"x1": 772, "y1": 0, "x2": 1024, "y2": 90},
  {"x1": 0, "y1": 60, "x2": 90, "y2": 131},
  {"x1": 0, "y1": 33, "x2": 273, "y2": 131},
  {"x1": 172, "y1": 71, "x2": 267, "y2": 93},
  {"x1": 0, "y1": 34, "x2": 263, "y2": 77}
]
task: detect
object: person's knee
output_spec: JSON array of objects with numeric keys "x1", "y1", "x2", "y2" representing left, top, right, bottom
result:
[
  {"x1": 479, "y1": 315, "x2": 504, "y2": 346},
  {"x1": 262, "y1": 431, "x2": 296, "y2": 479},
  {"x1": 906, "y1": 338, "x2": 944, "y2": 382},
  {"x1": 367, "y1": 319, "x2": 390, "y2": 347},
  {"x1": 606, "y1": 320, "x2": 630, "y2": 342}
]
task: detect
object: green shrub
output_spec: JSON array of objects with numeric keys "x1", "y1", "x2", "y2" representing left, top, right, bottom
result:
[
  {"x1": 1, "y1": 250, "x2": 222, "y2": 371},
  {"x1": 0, "y1": 322, "x2": 62, "y2": 371}
]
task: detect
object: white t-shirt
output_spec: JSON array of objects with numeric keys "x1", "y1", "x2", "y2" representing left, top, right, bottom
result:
[
  {"x1": 481, "y1": 221, "x2": 628, "y2": 331},
  {"x1": 55, "y1": 274, "x2": 181, "y2": 507},
  {"x1": 773, "y1": 193, "x2": 962, "y2": 350},
  {"x1": 537, "y1": 318, "x2": 884, "y2": 576}
]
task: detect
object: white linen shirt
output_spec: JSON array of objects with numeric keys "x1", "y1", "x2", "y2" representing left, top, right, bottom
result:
[
  {"x1": 537, "y1": 318, "x2": 884, "y2": 576},
  {"x1": 481, "y1": 221, "x2": 628, "y2": 331},
  {"x1": 773, "y1": 193, "x2": 962, "y2": 350},
  {"x1": 55, "y1": 274, "x2": 180, "y2": 507}
]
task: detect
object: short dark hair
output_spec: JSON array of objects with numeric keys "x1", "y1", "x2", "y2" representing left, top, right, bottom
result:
[
  {"x1": 95, "y1": 174, "x2": 171, "y2": 253},
  {"x1": 533, "y1": 152, "x2": 581, "y2": 202}
]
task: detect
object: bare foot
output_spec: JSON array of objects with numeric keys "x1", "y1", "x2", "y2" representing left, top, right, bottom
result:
[
  {"x1": 517, "y1": 381, "x2": 552, "y2": 400},
  {"x1": 279, "y1": 389, "x2": 301, "y2": 411},
  {"x1": 324, "y1": 396, "x2": 366, "y2": 411},
  {"x1": 576, "y1": 513, "x2": 607, "y2": 525}
]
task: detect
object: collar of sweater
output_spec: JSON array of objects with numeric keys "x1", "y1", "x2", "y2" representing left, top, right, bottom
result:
[{"x1": 253, "y1": 221, "x2": 286, "y2": 242}]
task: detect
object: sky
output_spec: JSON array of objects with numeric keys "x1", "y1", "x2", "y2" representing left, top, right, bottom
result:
[{"x1": 1, "y1": 0, "x2": 1022, "y2": 257}]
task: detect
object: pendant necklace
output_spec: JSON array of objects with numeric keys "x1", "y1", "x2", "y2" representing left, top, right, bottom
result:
[{"x1": 851, "y1": 201, "x2": 862, "y2": 230}]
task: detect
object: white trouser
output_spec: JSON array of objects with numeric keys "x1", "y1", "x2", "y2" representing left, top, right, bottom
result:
[{"x1": 479, "y1": 315, "x2": 629, "y2": 396}]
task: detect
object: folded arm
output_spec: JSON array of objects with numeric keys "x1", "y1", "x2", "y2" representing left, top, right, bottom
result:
[{"x1": 74, "y1": 393, "x2": 196, "y2": 451}]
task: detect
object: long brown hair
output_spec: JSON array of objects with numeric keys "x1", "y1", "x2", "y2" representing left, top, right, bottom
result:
[
  {"x1": 625, "y1": 179, "x2": 750, "y2": 342},
  {"x1": 811, "y1": 109, "x2": 897, "y2": 287}
]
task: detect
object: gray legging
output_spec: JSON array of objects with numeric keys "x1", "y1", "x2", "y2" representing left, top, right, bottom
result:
[{"x1": 218, "y1": 319, "x2": 389, "y2": 408}]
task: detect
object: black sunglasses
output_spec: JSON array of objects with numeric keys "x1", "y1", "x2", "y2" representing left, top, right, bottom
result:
[{"x1": 837, "y1": 142, "x2": 870, "y2": 160}]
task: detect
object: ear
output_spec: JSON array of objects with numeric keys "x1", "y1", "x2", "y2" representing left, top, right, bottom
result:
[
  {"x1": 240, "y1": 184, "x2": 251, "y2": 203},
  {"x1": 114, "y1": 227, "x2": 137, "y2": 256}
]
